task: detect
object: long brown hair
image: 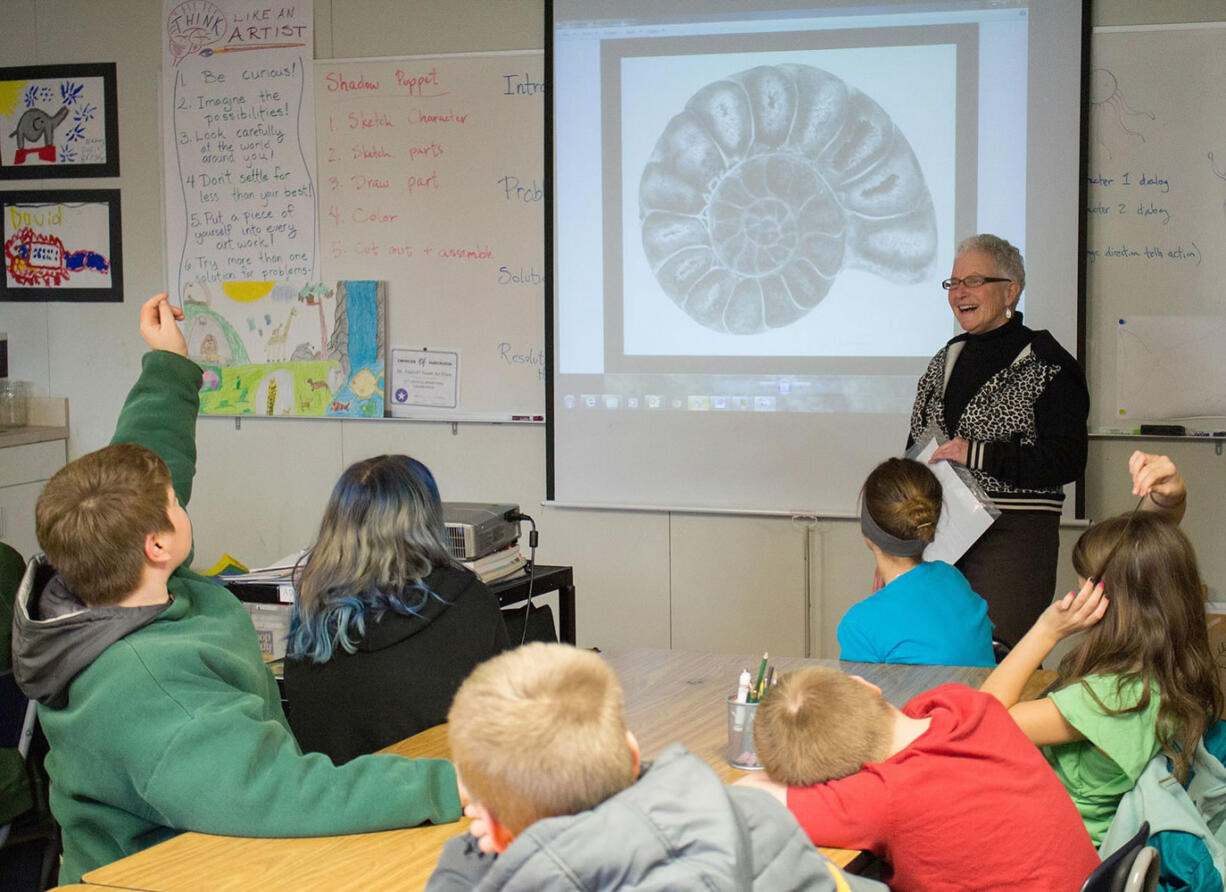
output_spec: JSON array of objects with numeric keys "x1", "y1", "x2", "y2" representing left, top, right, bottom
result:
[{"x1": 1058, "y1": 512, "x2": 1221, "y2": 782}]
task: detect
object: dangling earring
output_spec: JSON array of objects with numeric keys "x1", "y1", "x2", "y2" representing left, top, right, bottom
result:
[{"x1": 1005, "y1": 307, "x2": 1013, "y2": 319}]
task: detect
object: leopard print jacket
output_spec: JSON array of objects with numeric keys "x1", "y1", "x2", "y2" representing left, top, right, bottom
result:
[{"x1": 909, "y1": 330, "x2": 1088, "y2": 512}]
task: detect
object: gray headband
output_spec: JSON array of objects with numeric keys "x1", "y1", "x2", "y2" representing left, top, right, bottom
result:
[{"x1": 860, "y1": 501, "x2": 929, "y2": 558}]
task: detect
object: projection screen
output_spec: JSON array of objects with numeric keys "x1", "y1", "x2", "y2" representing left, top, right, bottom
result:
[{"x1": 548, "y1": 0, "x2": 1086, "y2": 515}]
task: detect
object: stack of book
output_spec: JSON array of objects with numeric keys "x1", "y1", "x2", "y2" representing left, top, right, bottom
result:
[
  {"x1": 215, "y1": 551, "x2": 307, "y2": 661},
  {"x1": 461, "y1": 542, "x2": 526, "y2": 582}
]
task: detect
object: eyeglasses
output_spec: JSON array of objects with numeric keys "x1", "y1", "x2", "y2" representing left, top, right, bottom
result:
[{"x1": 941, "y1": 276, "x2": 1012, "y2": 290}]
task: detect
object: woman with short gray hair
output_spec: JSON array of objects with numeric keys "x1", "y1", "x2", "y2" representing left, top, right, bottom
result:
[{"x1": 908, "y1": 234, "x2": 1088, "y2": 647}]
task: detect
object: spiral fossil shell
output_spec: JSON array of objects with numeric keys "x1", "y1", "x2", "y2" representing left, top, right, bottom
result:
[{"x1": 640, "y1": 64, "x2": 938, "y2": 334}]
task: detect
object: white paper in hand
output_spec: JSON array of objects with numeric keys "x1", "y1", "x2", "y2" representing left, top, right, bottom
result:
[{"x1": 911, "y1": 433, "x2": 999, "y2": 565}]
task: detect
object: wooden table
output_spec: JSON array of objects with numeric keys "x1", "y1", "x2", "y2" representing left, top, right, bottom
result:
[
  {"x1": 81, "y1": 649, "x2": 1047, "y2": 891},
  {"x1": 81, "y1": 725, "x2": 466, "y2": 892},
  {"x1": 604, "y1": 649, "x2": 1023, "y2": 783}
]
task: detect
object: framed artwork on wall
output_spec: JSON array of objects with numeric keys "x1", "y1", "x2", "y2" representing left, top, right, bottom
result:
[
  {"x1": 0, "y1": 63, "x2": 120, "y2": 179},
  {"x1": 1, "y1": 189, "x2": 124, "y2": 302}
]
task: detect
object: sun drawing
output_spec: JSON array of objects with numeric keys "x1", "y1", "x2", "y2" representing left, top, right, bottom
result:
[{"x1": 221, "y1": 281, "x2": 277, "y2": 303}]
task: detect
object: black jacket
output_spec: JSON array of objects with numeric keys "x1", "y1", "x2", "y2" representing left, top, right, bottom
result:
[
  {"x1": 283, "y1": 564, "x2": 509, "y2": 763},
  {"x1": 909, "y1": 313, "x2": 1089, "y2": 511}
]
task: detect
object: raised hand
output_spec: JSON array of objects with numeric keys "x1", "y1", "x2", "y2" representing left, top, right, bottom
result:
[
  {"x1": 139, "y1": 293, "x2": 188, "y2": 356},
  {"x1": 1129, "y1": 451, "x2": 1186, "y2": 519}
]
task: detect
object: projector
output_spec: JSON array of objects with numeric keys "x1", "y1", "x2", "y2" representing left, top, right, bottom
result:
[{"x1": 442, "y1": 502, "x2": 519, "y2": 560}]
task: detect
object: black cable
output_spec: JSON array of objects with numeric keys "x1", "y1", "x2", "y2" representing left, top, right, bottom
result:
[{"x1": 505, "y1": 511, "x2": 539, "y2": 645}]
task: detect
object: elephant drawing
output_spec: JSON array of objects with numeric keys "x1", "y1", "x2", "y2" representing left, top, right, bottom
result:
[{"x1": 9, "y1": 106, "x2": 70, "y2": 149}]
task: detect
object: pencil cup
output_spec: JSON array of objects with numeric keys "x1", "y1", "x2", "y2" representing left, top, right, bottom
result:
[{"x1": 726, "y1": 696, "x2": 762, "y2": 770}]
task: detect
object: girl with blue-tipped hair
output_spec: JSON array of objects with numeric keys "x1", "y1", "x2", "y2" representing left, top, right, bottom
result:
[{"x1": 283, "y1": 455, "x2": 509, "y2": 764}]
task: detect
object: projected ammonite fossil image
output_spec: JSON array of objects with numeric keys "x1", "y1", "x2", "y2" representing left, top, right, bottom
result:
[{"x1": 639, "y1": 63, "x2": 938, "y2": 334}]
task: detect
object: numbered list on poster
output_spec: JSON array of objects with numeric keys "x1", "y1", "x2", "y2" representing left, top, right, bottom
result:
[
  {"x1": 314, "y1": 55, "x2": 546, "y2": 414},
  {"x1": 161, "y1": 0, "x2": 318, "y2": 300}
]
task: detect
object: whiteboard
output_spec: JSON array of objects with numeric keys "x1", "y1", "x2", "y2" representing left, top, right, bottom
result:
[
  {"x1": 1116, "y1": 315, "x2": 1226, "y2": 420},
  {"x1": 314, "y1": 51, "x2": 545, "y2": 420},
  {"x1": 1087, "y1": 23, "x2": 1226, "y2": 429}
]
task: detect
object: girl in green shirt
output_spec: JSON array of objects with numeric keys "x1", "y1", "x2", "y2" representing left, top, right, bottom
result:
[{"x1": 980, "y1": 453, "x2": 1221, "y2": 844}]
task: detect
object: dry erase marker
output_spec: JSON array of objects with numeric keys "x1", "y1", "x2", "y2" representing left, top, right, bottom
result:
[
  {"x1": 732, "y1": 669, "x2": 751, "y2": 737},
  {"x1": 735, "y1": 669, "x2": 751, "y2": 704}
]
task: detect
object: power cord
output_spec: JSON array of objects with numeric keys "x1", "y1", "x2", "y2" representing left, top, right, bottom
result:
[{"x1": 504, "y1": 510, "x2": 539, "y2": 645}]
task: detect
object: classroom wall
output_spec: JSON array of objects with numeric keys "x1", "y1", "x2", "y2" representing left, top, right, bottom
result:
[{"x1": 4, "y1": 0, "x2": 1225, "y2": 659}]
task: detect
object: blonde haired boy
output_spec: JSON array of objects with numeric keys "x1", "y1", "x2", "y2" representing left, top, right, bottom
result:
[
  {"x1": 12, "y1": 294, "x2": 461, "y2": 884},
  {"x1": 428, "y1": 643, "x2": 886, "y2": 891},
  {"x1": 741, "y1": 666, "x2": 1099, "y2": 892}
]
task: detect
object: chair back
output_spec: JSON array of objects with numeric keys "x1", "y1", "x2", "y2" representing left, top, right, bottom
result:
[
  {"x1": 0, "y1": 541, "x2": 24, "y2": 673},
  {"x1": 0, "y1": 543, "x2": 60, "y2": 891},
  {"x1": 1080, "y1": 821, "x2": 1155, "y2": 892},
  {"x1": 502, "y1": 602, "x2": 558, "y2": 646},
  {"x1": 0, "y1": 540, "x2": 31, "y2": 845},
  {"x1": 1124, "y1": 846, "x2": 1160, "y2": 892},
  {"x1": 991, "y1": 637, "x2": 1012, "y2": 664},
  {"x1": 0, "y1": 697, "x2": 38, "y2": 848}
]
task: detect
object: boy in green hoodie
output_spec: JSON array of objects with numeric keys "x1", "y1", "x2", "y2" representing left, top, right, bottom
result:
[{"x1": 11, "y1": 294, "x2": 461, "y2": 884}]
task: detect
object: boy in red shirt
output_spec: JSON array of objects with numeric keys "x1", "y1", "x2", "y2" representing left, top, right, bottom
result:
[{"x1": 740, "y1": 666, "x2": 1099, "y2": 892}]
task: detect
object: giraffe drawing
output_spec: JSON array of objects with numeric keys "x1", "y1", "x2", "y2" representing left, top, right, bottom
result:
[{"x1": 264, "y1": 305, "x2": 299, "y2": 362}]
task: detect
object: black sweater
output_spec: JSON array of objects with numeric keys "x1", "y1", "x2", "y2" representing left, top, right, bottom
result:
[{"x1": 284, "y1": 564, "x2": 510, "y2": 764}]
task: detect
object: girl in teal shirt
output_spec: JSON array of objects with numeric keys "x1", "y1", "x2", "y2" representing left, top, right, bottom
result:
[{"x1": 837, "y1": 457, "x2": 995, "y2": 667}]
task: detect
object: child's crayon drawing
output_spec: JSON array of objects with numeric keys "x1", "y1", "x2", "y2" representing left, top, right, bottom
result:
[
  {"x1": 2, "y1": 197, "x2": 114, "y2": 292},
  {"x1": 183, "y1": 279, "x2": 385, "y2": 418},
  {"x1": 0, "y1": 67, "x2": 115, "y2": 172}
]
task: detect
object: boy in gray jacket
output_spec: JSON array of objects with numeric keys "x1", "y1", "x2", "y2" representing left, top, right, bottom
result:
[{"x1": 426, "y1": 643, "x2": 884, "y2": 891}]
